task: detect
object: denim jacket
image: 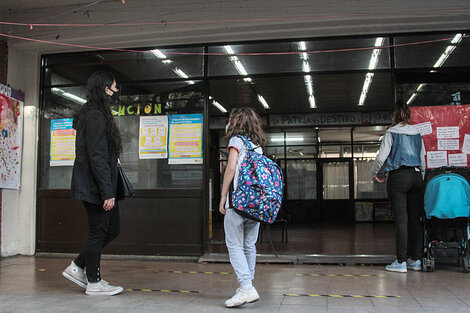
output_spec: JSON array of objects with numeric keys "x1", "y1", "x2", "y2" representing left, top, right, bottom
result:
[{"x1": 371, "y1": 122, "x2": 425, "y2": 178}]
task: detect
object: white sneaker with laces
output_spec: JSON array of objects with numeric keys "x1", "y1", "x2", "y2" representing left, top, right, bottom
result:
[
  {"x1": 85, "y1": 280, "x2": 123, "y2": 296},
  {"x1": 62, "y1": 261, "x2": 87, "y2": 289},
  {"x1": 225, "y1": 286, "x2": 259, "y2": 308}
]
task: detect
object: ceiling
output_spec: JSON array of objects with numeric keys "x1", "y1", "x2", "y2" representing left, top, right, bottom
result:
[{"x1": 2, "y1": 0, "x2": 470, "y2": 54}]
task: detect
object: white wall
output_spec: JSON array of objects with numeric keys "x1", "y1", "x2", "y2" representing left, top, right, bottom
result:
[{"x1": 1, "y1": 48, "x2": 40, "y2": 256}]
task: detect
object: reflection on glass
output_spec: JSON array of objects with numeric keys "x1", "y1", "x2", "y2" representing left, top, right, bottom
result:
[
  {"x1": 319, "y1": 145, "x2": 351, "y2": 158},
  {"x1": 287, "y1": 160, "x2": 316, "y2": 200},
  {"x1": 354, "y1": 159, "x2": 387, "y2": 199}
]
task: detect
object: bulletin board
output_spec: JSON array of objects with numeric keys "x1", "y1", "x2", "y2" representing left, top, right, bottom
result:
[{"x1": 410, "y1": 105, "x2": 470, "y2": 169}]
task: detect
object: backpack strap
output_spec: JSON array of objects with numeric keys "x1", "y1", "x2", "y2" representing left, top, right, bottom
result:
[{"x1": 238, "y1": 135, "x2": 260, "y2": 152}]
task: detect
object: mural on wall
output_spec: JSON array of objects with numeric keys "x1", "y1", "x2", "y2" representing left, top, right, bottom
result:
[{"x1": 0, "y1": 84, "x2": 23, "y2": 189}]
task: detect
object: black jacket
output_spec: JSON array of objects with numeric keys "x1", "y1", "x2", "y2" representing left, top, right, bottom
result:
[{"x1": 71, "y1": 108, "x2": 118, "y2": 205}]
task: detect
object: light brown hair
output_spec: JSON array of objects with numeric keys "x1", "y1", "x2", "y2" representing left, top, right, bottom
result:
[
  {"x1": 226, "y1": 107, "x2": 265, "y2": 146},
  {"x1": 392, "y1": 100, "x2": 411, "y2": 126}
]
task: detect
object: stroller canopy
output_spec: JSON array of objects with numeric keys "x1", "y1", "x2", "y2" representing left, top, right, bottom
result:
[{"x1": 424, "y1": 173, "x2": 470, "y2": 219}]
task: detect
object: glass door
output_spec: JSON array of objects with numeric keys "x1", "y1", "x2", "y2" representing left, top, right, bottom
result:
[{"x1": 317, "y1": 158, "x2": 354, "y2": 221}]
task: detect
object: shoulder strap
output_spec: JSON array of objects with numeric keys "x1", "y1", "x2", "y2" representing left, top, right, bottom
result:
[{"x1": 238, "y1": 135, "x2": 260, "y2": 152}]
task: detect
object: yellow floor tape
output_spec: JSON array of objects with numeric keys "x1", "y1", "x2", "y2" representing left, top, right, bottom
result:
[
  {"x1": 295, "y1": 273, "x2": 386, "y2": 277},
  {"x1": 127, "y1": 288, "x2": 199, "y2": 293},
  {"x1": 284, "y1": 294, "x2": 400, "y2": 298},
  {"x1": 169, "y1": 270, "x2": 232, "y2": 275}
]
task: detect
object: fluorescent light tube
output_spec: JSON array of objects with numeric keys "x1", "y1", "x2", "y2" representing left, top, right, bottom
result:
[{"x1": 258, "y1": 94, "x2": 270, "y2": 109}]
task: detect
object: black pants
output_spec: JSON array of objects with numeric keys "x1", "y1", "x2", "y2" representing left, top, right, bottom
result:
[
  {"x1": 74, "y1": 201, "x2": 120, "y2": 283},
  {"x1": 387, "y1": 167, "x2": 424, "y2": 263}
]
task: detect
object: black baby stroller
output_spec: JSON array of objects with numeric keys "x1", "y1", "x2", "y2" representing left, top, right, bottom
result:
[{"x1": 422, "y1": 167, "x2": 470, "y2": 272}]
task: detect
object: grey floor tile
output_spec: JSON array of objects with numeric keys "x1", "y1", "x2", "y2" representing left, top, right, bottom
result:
[{"x1": 1, "y1": 257, "x2": 470, "y2": 313}]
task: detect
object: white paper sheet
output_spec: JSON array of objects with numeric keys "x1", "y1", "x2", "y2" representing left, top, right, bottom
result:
[
  {"x1": 427, "y1": 151, "x2": 448, "y2": 168},
  {"x1": 437, "y1": 126, "x2": 459, "y2": 139},
  {"x1": 414, "y1": 121, "x2": 432, "y2": 136},
  {"x1": 437, "y1": 139, "x2": 459, "y2": 151},
  {"x1": 448, "y1": 153, "x2": 468, "y2": 167},
  {"x1": 463, "y1": 134, "x2": 470, "y2": 155}
]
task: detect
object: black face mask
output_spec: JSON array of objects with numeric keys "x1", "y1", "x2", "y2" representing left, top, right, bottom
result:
[{"x1": 108, "y1": 89, "x2": 120, "y2": 104}]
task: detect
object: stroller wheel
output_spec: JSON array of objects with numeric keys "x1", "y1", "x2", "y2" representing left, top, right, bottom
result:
[
  {"x1": 429, "y1": 258, "x2": 435, "y2": 272},
  {"x1": 463, "y1": 257, "x2": 470, "y2": 273},
  {"x1": 422, "y1": 258, "x2": 428, "y2": 272}
]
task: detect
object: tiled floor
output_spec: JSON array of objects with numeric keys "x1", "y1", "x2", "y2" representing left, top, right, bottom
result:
[
  {"x1": 2, "y1": 256, "x2": 470, "y2": 312},
  {"x1": 209, "y1": 222, "x2": 396, "y2": 255}
]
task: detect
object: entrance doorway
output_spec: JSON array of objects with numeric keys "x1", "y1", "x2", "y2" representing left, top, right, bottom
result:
[{"x1": 208, "y1": 126, "x2": 394, "y2": 255}]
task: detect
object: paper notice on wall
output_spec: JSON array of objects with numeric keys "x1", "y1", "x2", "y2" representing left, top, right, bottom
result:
[
  {"x1": 463, "y1": 134, "x2": 470, "y2": 154},
  {"x1": 415, "y1": 121, "x2": 432, "y2": 136},
  {"x1": 437, "y1": 139, "x2": 459, "y2": 151},
  {"x1": 427, "y1": 151, "x2": 448, "y2": 168},
  {"x1": 448, "y1": 153, "x2": 468, "y2": 167},
  {"x1": 139, "y1": 116, "x2": 168, "y2": 159},
  {"x1": 50, "y1": 118, "x2": 76, "y2": 166},
  {"x1": 436, "y1": 126, "x2": 459, "y2": 139},
  {"x1": 168, "y1": 114, "x2": 203, "y2": 164}
]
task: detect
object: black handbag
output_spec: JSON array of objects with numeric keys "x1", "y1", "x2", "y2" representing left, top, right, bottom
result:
[{"x1": 116, "y1": 159, "x2": 134, "y2": 200}]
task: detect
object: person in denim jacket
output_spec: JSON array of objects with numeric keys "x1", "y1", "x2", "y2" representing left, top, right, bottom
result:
[{"x1": 371, "y1": 100, "x2": 425, "y2": 273}]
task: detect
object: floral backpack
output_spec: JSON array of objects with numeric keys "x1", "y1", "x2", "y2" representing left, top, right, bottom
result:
[{"x1": 231, "y1": 136, "x2": 284, "y2": 224}]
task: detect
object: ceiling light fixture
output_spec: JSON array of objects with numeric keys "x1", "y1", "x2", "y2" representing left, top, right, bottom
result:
[
  {"x1": 358, "y1": 37, "x2": 384, "y2": 106},
  {"x1": 150, "y1": 49, "x2": 167, "y2": 59},
  {"x1": 271, "y1": 137, "x2": 304, "y2": 142},
  {"x1": 212, "y1": 100, "x2": 228, "y2": 113},
  {"x1": 257, "y1": 94, "x2": 270, "y2": 109},
  {"x1": 51, "y1": 87, "x2": 87, "y2": 104}
]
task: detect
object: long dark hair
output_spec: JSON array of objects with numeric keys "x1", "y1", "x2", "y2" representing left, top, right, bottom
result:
[
  {"x1": 75, "y1": 71, "x2": 122, "y2": 154},
  {"x1": 226, "y1": 107, "x2": 265, "y2": 146},
  {"x1": 392, "y1": 100, "x2": 411, "y2": 126}
]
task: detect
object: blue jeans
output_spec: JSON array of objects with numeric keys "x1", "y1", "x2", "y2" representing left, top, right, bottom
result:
[
  {"x1": 224, "y1": 209, "x2": 260, "y2": 287},
  {"x1": 387, "y1": 167, "x2": 424, "y2": 263}
]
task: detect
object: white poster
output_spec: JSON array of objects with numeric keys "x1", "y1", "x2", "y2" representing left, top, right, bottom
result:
[
  {"x1": 139, "y1": 116, "x2": 168, "y2": 159},
  {"x1": 415, "y1": 121, "x2": 432, "y2": 136},
  {"x1": 437, "y1": 139, "x2": 459, "y2": 151},
  {"x1": 448, "y1": 153, "x2": 468, "y2": 167},
  {"x1": 437, "y1": 126, "x2": 459, "y2": 139},
  {"x1": 427, "y1": 151, "x2": 448, "y2": 168},
  {"x1": 463, "y1": 134, "x2": 470, "y2": 155}
]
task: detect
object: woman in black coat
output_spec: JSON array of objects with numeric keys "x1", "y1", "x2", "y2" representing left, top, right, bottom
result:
[{"x1": 62, "y1": 71, "x2": 123, "y2": 296}]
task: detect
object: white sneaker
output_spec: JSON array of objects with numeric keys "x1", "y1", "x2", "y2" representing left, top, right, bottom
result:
[
  {"x1": 62, "y1": 261, "x2": 87, "y2": 289},
  {"x1": 85, "y1": 280, "x2": 123, "y2": 296},
  {"x1": 225, "y1": 286, "x2": 259, "y2": 308}
]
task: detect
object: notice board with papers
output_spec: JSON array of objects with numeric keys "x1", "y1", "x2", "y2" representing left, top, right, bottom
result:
[{"x1": 410, "y1": 104, "x2": 470, "y2": 169}]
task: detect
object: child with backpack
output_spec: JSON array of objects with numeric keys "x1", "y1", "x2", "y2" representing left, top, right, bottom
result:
[{"x1": 219, "y1": 107, "x2": 266, "y2": 308}]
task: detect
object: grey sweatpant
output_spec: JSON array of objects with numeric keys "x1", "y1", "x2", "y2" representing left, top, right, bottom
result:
[{"x1": 224, "y1": 209, "x2": 260, "y2": 287}]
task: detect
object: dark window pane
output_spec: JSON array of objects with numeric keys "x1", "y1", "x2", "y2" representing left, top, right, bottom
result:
[
  {"x1": 208, "y1": 37, "x2": 390, "y2": 76},
  {"x1": 397, "y1": 82, "x2": 470, "y2": 106},
  {"x1": 44, "y1": 47, "x2": 204, "y2": 85},
  {"x1": 395, "y1": 33, "x2": 469, "y2": 68},
  {"x1": 40, "y1": 81, "x2": 204, "y2": 190},
  {"x1": 209, "y1": 73, "x2": 394, "y2": 116}
]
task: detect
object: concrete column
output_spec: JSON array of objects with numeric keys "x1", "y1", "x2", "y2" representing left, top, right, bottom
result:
[{"x1": 1, "y1": 47, "x2": 40, "y2": 256}]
